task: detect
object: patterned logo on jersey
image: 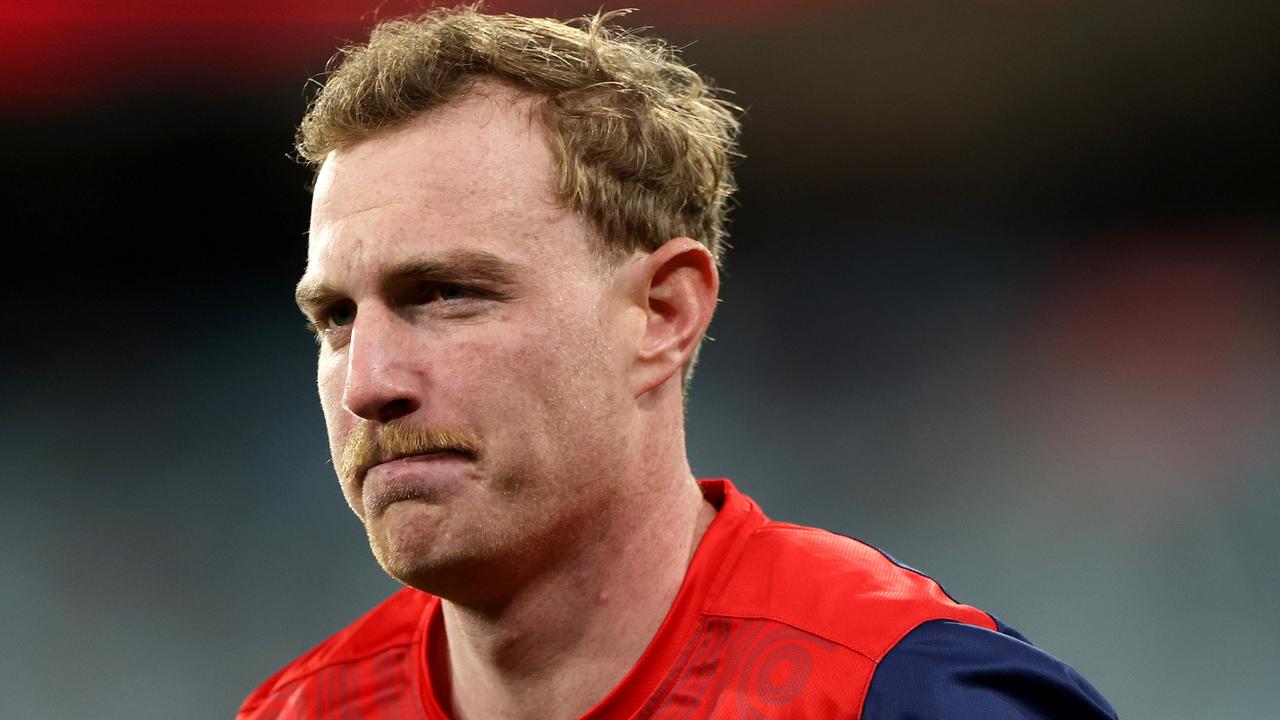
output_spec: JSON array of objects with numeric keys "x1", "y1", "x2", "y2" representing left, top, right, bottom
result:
[
  {"x1": 638, "y1": 616, "x2": 852, "y2": 719},
  {"x1": 248, "y1": 645, "x2": 421, "y2": 719}
]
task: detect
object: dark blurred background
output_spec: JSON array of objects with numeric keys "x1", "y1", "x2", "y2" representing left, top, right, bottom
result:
[{"x1": 5, "y1": 1, "x2": 1279, "y2": 717}]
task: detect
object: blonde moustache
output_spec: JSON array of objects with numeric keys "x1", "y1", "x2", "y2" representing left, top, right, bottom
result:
[{"x1": 338, "y1": 421, "x2": 482, "y2": 483}]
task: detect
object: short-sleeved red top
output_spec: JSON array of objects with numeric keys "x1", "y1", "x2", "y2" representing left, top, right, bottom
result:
[{"x1": 239, "y1": 479, "x2": 1000, "y2": 719}]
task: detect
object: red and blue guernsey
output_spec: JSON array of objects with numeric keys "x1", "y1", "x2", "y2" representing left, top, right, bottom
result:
[{"x1": 240, "y1": 479, "x2": 1117, "y2": 718}]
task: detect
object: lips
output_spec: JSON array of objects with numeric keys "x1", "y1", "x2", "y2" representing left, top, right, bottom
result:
[
  {"x1": 359, "y1": 450, "x2": 474, "y2": 517},
  {"x1": 357, "y1": 449, "x2": 471, "y2": 487}
]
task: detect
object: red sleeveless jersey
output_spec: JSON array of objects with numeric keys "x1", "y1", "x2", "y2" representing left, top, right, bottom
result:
[{"x1": 239, "y1": 479, "x2": 999, "y2": 719}]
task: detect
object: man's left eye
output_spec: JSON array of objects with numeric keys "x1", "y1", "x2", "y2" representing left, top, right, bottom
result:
[
  {"x1": 430, "y1": 284, "x2": 467, "y2": 302},
  {"x1": 412, "y1": 282, "x2": 500, "y2": 307}
]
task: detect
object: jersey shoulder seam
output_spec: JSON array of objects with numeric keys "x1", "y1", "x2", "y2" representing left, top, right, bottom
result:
[
  {"x1": 251, "y1": 639, "x2": 418, "y2": 703},
  {"x1": 701, "y1": 609, "x2": 881, "y2": 664}
]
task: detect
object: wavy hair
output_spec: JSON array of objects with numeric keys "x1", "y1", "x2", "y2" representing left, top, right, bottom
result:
[{"x1": 297, "y1": 5, "x2": 742, "y2": 265}]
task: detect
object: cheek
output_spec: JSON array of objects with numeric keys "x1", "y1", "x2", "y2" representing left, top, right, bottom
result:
[
  {"x1": 449, "y1": 321, "x2": 591, "y2": 422},
  {"x1": 508, "y1": 318, "x2": 617, "y2": 423},
  {"x1": 316, "y1": 353, "x2": 349, "y2": 454}
]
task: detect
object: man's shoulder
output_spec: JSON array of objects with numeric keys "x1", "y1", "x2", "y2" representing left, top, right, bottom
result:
[
  {"x1": 862, "y1": 618, "x2": 1119, "y2": 719},
  {"x1": 708, "y1": 518, "x2": 996, "y2": 662},
  {"x1": 237, "y1": 587, "x2": 434, "y2": 718}
]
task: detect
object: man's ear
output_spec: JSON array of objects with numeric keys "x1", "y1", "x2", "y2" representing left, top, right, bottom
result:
[{"x1": 624, "y1": 237, "x2": 720, "y2": 398}]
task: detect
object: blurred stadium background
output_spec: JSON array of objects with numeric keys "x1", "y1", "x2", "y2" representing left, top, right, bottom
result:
[{"x1": 4, "y1": 1, "x2": 1278, "y2": 717}]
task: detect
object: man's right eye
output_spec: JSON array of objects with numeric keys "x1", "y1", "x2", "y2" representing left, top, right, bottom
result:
[
  {"x1": 306, "y1": 300, "x2": 357, "y2": 340},
  {"x1": 327, "y1": 301, "x2": 357, "y2": 327}
]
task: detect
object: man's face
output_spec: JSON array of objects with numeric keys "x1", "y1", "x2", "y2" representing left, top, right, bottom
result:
[{"x1": 297, "y1": 87, "x2": 636, "y2": 598}]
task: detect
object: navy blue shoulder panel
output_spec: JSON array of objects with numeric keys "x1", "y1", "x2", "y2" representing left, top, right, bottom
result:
[{"x1": 861, "y1": 619, "x2": 1117, "y2": 719}]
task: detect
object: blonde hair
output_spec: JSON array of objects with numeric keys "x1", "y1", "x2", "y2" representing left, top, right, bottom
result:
[{"x1": 297, "y1": 5, "x2": 742, "y2": 264}]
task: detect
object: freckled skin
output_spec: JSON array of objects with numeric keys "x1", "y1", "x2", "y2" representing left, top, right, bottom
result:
[
  {"x1": 302, "y1": 87, "x2": 636, "y2": 606},
  {"x1": 300, "y1": 79, "x2": 721, "y2": 720}
]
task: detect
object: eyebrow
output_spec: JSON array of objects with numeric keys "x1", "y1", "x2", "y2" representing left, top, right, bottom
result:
[{"x1": 294, "y1": 249, "x2": 523, "y2": 314}]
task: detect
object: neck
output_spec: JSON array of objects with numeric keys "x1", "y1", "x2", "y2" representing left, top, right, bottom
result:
[{"x1": 437, "y1": 453, "x2": 716, "y2": 719}]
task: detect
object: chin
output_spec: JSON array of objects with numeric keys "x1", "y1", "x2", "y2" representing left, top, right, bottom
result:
[
  {"x1": 366, "y1": 509, "x2": 492, "y2": 595},
  {"x1": 372, "y1": 536, "x2": 474, "y2": 591}
]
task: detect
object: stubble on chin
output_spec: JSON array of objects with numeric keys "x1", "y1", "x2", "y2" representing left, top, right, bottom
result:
[{"x1": 334, "y1": 420, "x2": 507, "y2": 591}]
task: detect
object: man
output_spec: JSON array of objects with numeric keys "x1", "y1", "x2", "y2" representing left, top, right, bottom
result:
[{"x1": 241, "y1": 7, "x2": 1117, "y2": 719}]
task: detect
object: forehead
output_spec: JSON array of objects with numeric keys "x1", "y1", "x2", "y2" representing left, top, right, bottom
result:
[{"x1": 305, "y1": 85, "x2": 593, "y2": 276}]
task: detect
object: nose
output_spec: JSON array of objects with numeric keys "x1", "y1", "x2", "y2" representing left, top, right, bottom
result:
[{"x1": 341, "y1": 307, "x2": 424, "y2": 424}]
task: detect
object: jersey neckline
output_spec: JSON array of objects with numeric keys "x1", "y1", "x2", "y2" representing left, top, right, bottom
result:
[{"x1": 411, "y1": 478, "x2": 766, "y2": 719}]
